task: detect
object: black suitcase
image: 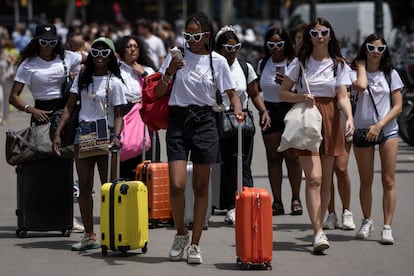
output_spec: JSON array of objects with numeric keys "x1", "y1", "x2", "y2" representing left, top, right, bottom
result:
[{"x1": 15, "y1": 158, "x2": 74, "y2": 237}]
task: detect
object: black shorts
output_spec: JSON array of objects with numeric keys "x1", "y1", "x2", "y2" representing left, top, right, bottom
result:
[
  {"x1": 261, "y1": 101, "x2": 292, "y2": 135},
  {"x1": 167, "y1": 105, "x2": 220, "y2": 164}
]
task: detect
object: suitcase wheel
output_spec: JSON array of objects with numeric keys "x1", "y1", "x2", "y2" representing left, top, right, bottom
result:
[
  {"x1": 16, "y1": 229, "x2": 27, "y2": 238},
  {"x1": 121, "y1": 250, "x2": 127, "y2": 257},
  {"x1": 62, "y1": 229, "x2": 71, "y2": 237},
  {"x1": 142, "y1": 243, "x2": 148, "y2": 254},
  {"x1": 149, "y1": 220, "x2": 158, "y2": 229},
  {"x1": 101, "y1": 246, "x2": 108, "y2": 257}
]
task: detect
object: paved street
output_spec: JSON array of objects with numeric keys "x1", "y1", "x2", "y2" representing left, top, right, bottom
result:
[{"x1": 1, "y1": 89, "x2": 414, "y2": 275}]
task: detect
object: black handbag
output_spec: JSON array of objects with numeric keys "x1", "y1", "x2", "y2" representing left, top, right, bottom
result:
[
  {"x1": 49, "y1": 104, "x2": 80, "y2": 148},
  {"x1": 218, "y1": 108, "x2": 255, "y2": 139},
  {"x1": 353, "y1": 128, "x2": 385, "y2": 147},
  {"x1": 353, "y1": 86, "x2": 385, "y2": 147}
]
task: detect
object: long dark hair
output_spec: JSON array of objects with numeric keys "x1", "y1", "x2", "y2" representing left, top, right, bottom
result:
[
  {"x1": 114, "y1": 35, "x2": 157, "y2": 71},
  {"x1": 351, "y1": 33, "x2": 393, "y2": 77},
  {"x1": 78, "y1": 41, "x2": 123, "y2": 91},
  {"x1": 298, "y1": 18, "x2": 345, "y2": 69},
  {"x1": 17, "y1": 38, "x2": 65, "y2": 66},
  {"x1": 262, "y1": 27, "x2": 296, "y2": 62}
]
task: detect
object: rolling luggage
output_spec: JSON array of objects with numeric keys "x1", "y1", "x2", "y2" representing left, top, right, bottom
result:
[
  {"x1": 135, "y1": 132, "x2": 172, "y2": 228},
  {"x1": 235, "y1": 118, "x2": 273, "y2": 270},
  {"x1": 100, "y1": 148, "x2": 149, "y2": 256},
  {"x1": 184, "y1": 162, "x2": 212, "y2": 230},
  {"x1": 16, "y1": 158, "x2": 73, "y2": 237}
]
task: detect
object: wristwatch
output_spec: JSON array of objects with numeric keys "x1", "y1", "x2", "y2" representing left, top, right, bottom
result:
[
  {"x1": 115, "y1": 134, "x2": 121, "y2": 139},
  {"x1": 142, "y1": 71, "x2": 148, "y2": 78}
]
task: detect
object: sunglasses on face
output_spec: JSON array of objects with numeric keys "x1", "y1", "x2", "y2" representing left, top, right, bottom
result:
[
  {"x1": 89, "y1": 48, "x2": 112, "y2": 58},
  {"x1": 182, "y1": 32, "x2": 208, "y2": 42},
  {"x1": 39, "y1": 39, "x2": 58, "y2": 47},
  {"x1": 222, "y1": 43, "x2": 242, "y2": 52},
  {"x1": 266, "y1": 41, "x2": 285, "y2": 49},
  {"x1": 366, "y1": 43, "x2": 386, "y2": 54},
  {"x1": 309, "y1": 28, "x2": 330, "y2": 38},
  {"x1": 125, "y1": 44, "x2": 139, "y2": 49}
]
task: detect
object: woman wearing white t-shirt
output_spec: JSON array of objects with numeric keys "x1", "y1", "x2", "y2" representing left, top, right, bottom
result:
[
  {"x1": 279, "y1": 18, "x2": 354, "y2": 253},
  {"x1": 53, "y1": 37, "x2": 127, "y2": 251},
  {"x1": 114, "y1": 35, "x2": 159, "y2": 180},
  {"x1": 9, "y1": 23, "x2": 82, "y2": 122},
  {"x1": 214, "y1": 26, "x2": 271, "y2": 225},
  {"x1": 257, "y1": 27, "x2": 303, "y2": 217},
  {"x1": 156, "y1": 13, "x2": 243, "y2": 264},
  {"x1": 350, "y1": 33, "x2": 403, "y2": 245}
]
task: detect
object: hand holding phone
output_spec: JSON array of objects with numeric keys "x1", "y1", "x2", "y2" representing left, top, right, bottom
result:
[
  {"x1": 275, "y1": 66, "x2": 285, "y2": 85},
  {"x1": 170, "y1": 47, "x2": 183, "y2": 61}
]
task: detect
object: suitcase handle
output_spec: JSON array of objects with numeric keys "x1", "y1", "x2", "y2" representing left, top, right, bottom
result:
[
  {"x1": 107, "y1": 146, "x2": 120, "y2": 183},
  {"x1": 237, "y1": 117, "x2": 243, "y2": 195}
]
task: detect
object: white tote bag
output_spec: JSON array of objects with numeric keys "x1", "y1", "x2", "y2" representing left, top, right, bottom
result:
[{"x1": 277, "y1": 63, "x2": 323, "y2": 152}]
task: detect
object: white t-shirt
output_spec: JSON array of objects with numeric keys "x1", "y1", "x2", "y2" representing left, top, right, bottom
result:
[
  {"x1": 145, "y1": 34, "x2": 167, "y2": 69},
  {"x1": 71, "y1": 74, "x2": 127, "y2": 127},
  {"x1": 221, "y1": 58, "x2": 257, "y2": 110},
  {"x1": 159, "y1": 49, "x2": 235, "y2": 107},
  {"x1": 15, "y1": 50, "x2": 82, "y2": 100},
  {"x1": 350, "y1": 69, "x2": 404, "y2": 136},
  {"x1": 119, "y1": 61, "x2": 155, "y2": 102},
  {"x1": 258, "y1": 57, "x2": 288, "y2": 103},
  {"x1": 285, "y1": 57, "x2": 351, "y2": 98}
]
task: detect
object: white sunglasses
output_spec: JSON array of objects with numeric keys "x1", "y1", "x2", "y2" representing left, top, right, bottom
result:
[
  {"x1": 309, "y1": 28, "x2": 330, "y2": 38},
  {"x1": 39, "y1": 39, "x2": 58, "y2": 47},
  {"x1": 267, "y1": 41, "x2": 285, "y2": 49},
  {"x1": 366, "y1": 43, "x2": 387, "y2": 54},
  {"x1": 182, "y1": 32, "x2": 208, "y2": 42},
  {"x1": 89, "y1": 48, "x2": 112, "y2": 58},
  {"x1": 222, "y1": 43, "x2": 242, "y2": 52}
]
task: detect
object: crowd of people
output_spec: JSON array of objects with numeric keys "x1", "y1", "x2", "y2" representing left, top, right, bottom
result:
[{"x1": 2, "y1": 11, "x2": 404, "y2": 264}]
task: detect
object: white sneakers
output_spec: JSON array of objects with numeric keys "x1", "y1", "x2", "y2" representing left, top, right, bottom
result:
[
  {"x1": 224, "y1": 208, "x2": 236, "y2": 224},
  {"x1": 169, "y1": 232, "x2": 203, "y2": 264},
  {"x1": 356, "y1": 218, "x2": 374, "y2": 239},
  {"x1": 356, "y1": 219, "x2": 395, "y2": 245},
  {"x1": 342, "y1": 209, "x2": 356, "y2": 230},
  {"x1": 323, "y1": 210, "x2": 355, "y2": 230},
  {"x1": 323, "y1": 213, "x2": 339, "y2": 230},
  {"x1": 187, "y1": 244, "x2": 203, "y2": 264},
  {"x1": 381, "y1": 225, "x2": 394, "y2": 245},
  {"x1": 169, "y1": 232, "x2": 190, "y2": 261},
  {"x1": 313, "y1": 231, "x2": 330, "y2": 252},
  {"x1": 72, "y1": 217, "x2": 85, "y2": 233}
]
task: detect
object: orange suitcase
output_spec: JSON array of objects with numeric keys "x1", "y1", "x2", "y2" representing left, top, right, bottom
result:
[
  {"x1": 234, "y1": 117, "x2": 272, "y2": 270},
  {"x1": 135, "y1": 160, "x2": 172, "y2": 228}
]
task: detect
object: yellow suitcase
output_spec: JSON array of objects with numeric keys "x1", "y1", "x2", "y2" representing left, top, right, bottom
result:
[{"x1": 100, "y1": 150, "x2": 149, "y2": 257}]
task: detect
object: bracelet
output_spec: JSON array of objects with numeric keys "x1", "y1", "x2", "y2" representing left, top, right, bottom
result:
[
  {"x1": 259, "y1": 109, "x2": 269, "y2": 116},
  {"x1": 161, "y1": 77, "x2": 170, "y2": 86},
  {"x1": 24, "y1": 104, "x2": 30, "y2": 113},
  {"x1": 165, "y1": 70, "x2": 173, "y2": 77}
]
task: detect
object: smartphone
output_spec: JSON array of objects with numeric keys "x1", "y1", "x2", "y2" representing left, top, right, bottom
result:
[
  {"x1": 275, "y1": 66, "x2": 285, "y2": 84},
  {"x1": 276, "y1": 65, "x2": 285, "y2": 75},
  {"x1": 96, "y1": 119, "x2": 108, "y2": 139},
  {"x1": 170, "y1": 47, "x2": 183, "y2": 61}
]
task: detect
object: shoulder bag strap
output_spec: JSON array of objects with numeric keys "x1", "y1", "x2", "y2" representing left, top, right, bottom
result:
[
  {"x1": 299, "y1": 62, "x2": 312, "y2": 95},
  {"x1": 366, "y1": 85, "x2": 380, "y2": 120}
]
